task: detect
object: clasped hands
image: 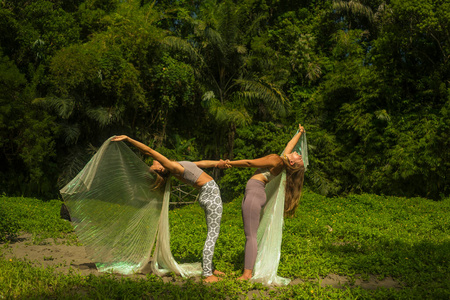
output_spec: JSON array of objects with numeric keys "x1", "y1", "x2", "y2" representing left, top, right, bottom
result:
[{"x1": 216, "y1": 159, "x2": 231, "y2": 169}]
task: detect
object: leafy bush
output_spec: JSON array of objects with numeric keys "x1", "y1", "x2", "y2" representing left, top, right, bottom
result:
[{"x1": 0, "y1": 200, "x2": 20, "y2": 242}]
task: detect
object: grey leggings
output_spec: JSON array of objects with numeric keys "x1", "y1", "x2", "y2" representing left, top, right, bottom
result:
[
  {"x1": 242, "y1": 179, "x2": 267, "y2": 270},
  {"x1": 198, "y1": 180, "x2": 223, "y2": 277}
]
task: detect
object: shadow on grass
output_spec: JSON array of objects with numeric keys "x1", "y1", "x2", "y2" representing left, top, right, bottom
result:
[
  {"x1": 318, "y1": 236, "x2": 450, "y2": 298},
  {"x1": 7, "y1": 274, "x2": 230, "y2": 300}
]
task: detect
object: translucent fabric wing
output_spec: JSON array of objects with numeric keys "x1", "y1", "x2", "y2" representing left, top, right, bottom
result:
[
  {"x1": 251, "y1": 132, "x2": 308, "y2": 285},
  {"x1": 60, "y1": 138, "x2": 163, "y2": 274},
  {"x1": 151, "y1": 179, "x2": 202, "y2": 277},
  {"x1": 60, "y1": 137, "x2": 201, "y2": 276},
  {"x1": 251, "y1": 171, "x2": 289, "y2": 285}
]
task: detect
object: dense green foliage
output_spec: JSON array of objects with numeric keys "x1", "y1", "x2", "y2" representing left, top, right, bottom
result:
[
  {"x1": 0, "y1": 0, "x2": 449, "y2": 199},
  {"x1": 1, "y1": 194, "x2": 449, "y2": 298}
]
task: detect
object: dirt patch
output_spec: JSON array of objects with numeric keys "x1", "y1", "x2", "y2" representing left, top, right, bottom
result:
[
  {"x1": 1, "y1": 233, "x2": 102, "y2": 277},
  {"x1": 297, "y1": 273, "x2": 403, "y2": 290},
  {"x1": 1, "y1": 234, "x2": 403, "y2": 290},
  {"x1": 1, "y1": 234, "x2": 195, "y2": 282}
]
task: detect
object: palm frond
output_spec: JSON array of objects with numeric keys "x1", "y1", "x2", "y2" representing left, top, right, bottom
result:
[
  {"x1": 163, "y1": 36, "x2": 199, "y2": 63},
  {"x1": 243, "y1": 13, "x2": 268, "y2": 38},
  {"x1": 204, "y1": 26, "x2": 225, "y2": 52},
  {"x1": 236, "y1": 79, "x2": 290, "y2": 116},
  {"x1": 202, "y1": 92, "x2": 251, "y2": 127},
  {"x1": 61, "y1": 122, "x2": 81, "y2": 145},
  {"x1": 33, "y1": 97, "x2": 75, "y2": 119},
  {"x1": 86, "y1": 106, "x2": 123, "y2": 128},
  {"x1": 333, "y1": 0, "x2": 374, "y2": 22},
  {"x1": 214, "y1": 105, "x2": 251, "y2": 127}
]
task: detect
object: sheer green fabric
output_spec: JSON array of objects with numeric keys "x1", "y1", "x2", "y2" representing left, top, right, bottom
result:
[
  {"x1": 151, "y1": 178, "x2": 202, "y2": 277},
  {"x1": 60, "y1": 137, "x2": 202, "y2": 276},
  {"x1": 251, "y1": 132, "x2": 308, "y2": 285},
  {"x1": 295, "y1": 132, "x2": 309, "y2": 171}
]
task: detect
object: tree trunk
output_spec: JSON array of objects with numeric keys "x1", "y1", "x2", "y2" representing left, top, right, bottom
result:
[{"x1": 227, "y1": 122, "x2": 236, "y2": 160}]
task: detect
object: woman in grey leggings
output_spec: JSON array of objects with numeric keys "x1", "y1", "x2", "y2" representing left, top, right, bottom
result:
[
  {"x1": 224, "y1": 124, "x2": 306, "y2": 280},
  {"x1": 112, "y1": 135, "x2": 225, "y2": 283}
]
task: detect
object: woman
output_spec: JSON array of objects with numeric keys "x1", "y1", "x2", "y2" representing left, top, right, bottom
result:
[
  {"x1": 111, "y1": 135, "x2": 226, "y2": 283},
  {"x1": 223, "y1": 124, "x2": 306, "y2": 281}
]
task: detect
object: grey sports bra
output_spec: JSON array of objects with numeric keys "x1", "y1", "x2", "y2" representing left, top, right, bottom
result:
[
  {"x1": 178, "y1": 161, "x2": 204, "y2": 186},
  {"x1": 255, "y1": 167, "x2": 276, "y2": 182}
]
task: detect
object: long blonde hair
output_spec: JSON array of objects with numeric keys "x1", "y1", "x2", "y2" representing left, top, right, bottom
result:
[{"x1": 281, "y1": 156, "x2": 305, "y2": 217}]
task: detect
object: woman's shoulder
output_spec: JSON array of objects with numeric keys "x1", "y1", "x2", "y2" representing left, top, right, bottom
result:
[
  {"x1": 262, "y1": 154, "x2": 283, "y2": 167},
  {"x1": 264, "y1": 153, "x2": 281, "y2": 159},
  {"x1": 265, "y1": 153, "x2": 282, "y2": 162}
]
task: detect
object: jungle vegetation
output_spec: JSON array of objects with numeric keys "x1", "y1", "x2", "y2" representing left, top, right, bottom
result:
[{"x1": 0, "y1": 0, "x2": 449, "y2": 201}]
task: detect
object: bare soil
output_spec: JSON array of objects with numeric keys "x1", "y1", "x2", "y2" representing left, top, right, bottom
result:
[{"x1": 2, "y1": 234, "x2": 403, "y2": 292}]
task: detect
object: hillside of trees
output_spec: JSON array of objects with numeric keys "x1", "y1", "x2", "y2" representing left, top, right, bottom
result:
[{"x1": 1, "y1": 0, "x2": 448, "y2": 200}]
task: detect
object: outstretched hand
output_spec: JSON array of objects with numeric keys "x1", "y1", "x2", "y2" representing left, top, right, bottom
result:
[{"x1": 111, "y1": 135, "x2": 128, "y2": 142}]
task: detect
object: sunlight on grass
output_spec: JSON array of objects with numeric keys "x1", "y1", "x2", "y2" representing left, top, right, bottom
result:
[{"x1": 1, "y1": 193, "x2": 449, "y2": 299}]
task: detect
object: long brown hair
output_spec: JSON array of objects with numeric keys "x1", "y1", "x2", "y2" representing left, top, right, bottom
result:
[
  {"x1": 281, "y1": 156, "x2": 305, "y2": 217},
  {"x1": 148, "y1": 168, "x2": 169, "y2": 191}
]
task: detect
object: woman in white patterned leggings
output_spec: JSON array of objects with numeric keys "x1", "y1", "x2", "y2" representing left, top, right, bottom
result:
[{"x1": 112, "y1": 135, "x2": 226, "y2": 283}]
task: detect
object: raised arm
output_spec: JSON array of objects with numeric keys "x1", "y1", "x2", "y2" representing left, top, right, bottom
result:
[
  {"x1": 111, "y1": 135, "x2": 184, "y2": 175},
  {"x1": 283, "y1": 124, "x2": 305, "y2": 155}
]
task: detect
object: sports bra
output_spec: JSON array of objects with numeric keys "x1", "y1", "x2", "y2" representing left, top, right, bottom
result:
[
  {"x1": 178, "y1": 161, "x2": 204, "y2": 186},
  {"x1": 255, "y1": 167, "x2": 276, "y2": 182}
]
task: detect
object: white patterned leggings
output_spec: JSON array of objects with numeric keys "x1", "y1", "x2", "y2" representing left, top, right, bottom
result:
[{"x1": 198, "y1": 180, "x2": 223, "y2": 277}]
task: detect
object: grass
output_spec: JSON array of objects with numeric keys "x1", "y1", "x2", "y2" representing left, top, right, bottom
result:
[
  {"x1": 1, "y1": 193, "x2": 449, "y2": 299},
  {"x1": 0, "y1": 196, "x2": 76, "y2": 244}
]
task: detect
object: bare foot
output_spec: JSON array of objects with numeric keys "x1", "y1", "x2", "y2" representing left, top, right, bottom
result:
[
  {"x1": 203, "y1": 275, "x2": 220, "y2": 283},
  {"x1": 237, "y1": 269, "x2": 252, "y2": 281},
  {"x1": 213, "y1": 270, "x2": 226, "y2": 277},
  {"x1": 237, "y1": 274, "x2": 252, "y2": 281}
]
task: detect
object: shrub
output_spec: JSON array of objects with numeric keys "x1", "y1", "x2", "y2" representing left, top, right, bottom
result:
[{"x1": 0, "y1": 200, "x2": 20, "y2": 242}]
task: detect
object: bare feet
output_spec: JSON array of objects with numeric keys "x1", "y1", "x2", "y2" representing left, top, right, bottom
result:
[
  {"x1": 237, "y1": 269, "x2": 252, "y2": 281},
  {"x1": 213, "y1": 270, "x2": 226, "y2": 277},
  {"x1": 203, "y1": 275, "x2": 220, "y2": 283}
]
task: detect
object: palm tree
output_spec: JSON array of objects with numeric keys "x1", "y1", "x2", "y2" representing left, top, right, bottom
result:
[
  {"x1": 333, "y1": 0, "x2": 390, "y2": 34},
  {"x1": 164, "y1": 0, "x2": 290, "y2": 158}
]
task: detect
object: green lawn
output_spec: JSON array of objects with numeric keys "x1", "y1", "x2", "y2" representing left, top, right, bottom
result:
[{"x1": 1, "y1": 192, "x2": 449, "y2": 299}]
